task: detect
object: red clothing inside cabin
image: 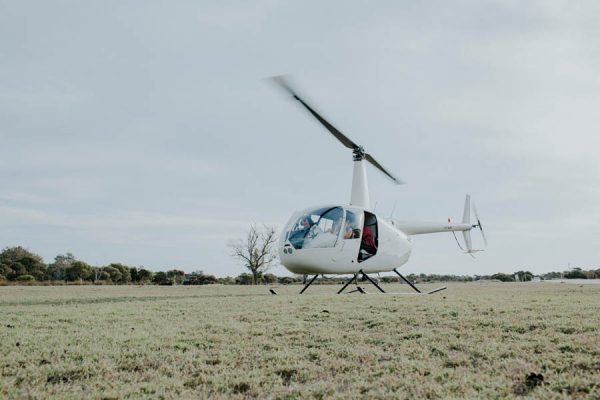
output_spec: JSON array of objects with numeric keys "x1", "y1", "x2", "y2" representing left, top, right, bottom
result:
[{"x1": 362, "y1": 225, "x2": 377, "y2": 252}]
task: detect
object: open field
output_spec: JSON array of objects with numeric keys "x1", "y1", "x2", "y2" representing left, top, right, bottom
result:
[{"x1": 1, "y1": 283, "x2": 599, "y2": 399}]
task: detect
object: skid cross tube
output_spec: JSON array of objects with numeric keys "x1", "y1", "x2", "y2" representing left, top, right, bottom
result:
[
  {"x1": 338, "y1": 270, "x2": 386, "y2": 294},
  {"x1": 392, "y1": 268, "x2": 422, "y2": 293},
  {"x1": 300, "y1": 274, "x2": 319, "y2": 294},
  {"x1": 360, "y1": 270, "x2": 386, "y2": 293},
  {"x1": 337, "y1": 272, "x2": 359, "y2": 294}
]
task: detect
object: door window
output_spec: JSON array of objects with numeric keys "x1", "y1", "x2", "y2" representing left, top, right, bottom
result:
[{"x1": 343, "y1": 210, "x2": 363, "y2": 240}]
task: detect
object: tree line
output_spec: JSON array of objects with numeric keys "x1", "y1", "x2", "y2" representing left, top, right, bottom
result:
[
  {"x1": 0, "y1": 246, "x2": 301, "y2": 285},
  {"x1": 1, "y1": 245, "x2": 599, "y2": 285},
  {"x1": 0, "y1": 246, "x2": 177, "y2": 284}
]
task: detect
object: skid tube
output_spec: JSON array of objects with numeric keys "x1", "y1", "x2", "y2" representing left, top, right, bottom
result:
[
  {"x1": 298, "y1": 270, "x2": 446, "y2": 295},
  {"x1": 393, "y1": 268, "x2": 447, "y2": 294}
]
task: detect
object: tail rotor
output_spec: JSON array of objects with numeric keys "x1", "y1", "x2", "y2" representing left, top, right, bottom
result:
[
  {"x1": 455, "y1": 194, "x2": 487, "y2": 255},
  {"x1": 472, "y1": 202, "x2": 488, "y2": 247}
]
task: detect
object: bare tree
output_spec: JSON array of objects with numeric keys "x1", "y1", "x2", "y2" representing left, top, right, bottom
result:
[{"x1": 230, "y1": 224, "x2": 278, "y2": 284}]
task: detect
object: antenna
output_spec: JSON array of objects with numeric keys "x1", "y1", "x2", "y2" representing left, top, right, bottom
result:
[{"x1": 389, "y1": 201, "x2": 398, "y2": 219}]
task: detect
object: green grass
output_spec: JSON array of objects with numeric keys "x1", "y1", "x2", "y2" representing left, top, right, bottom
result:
[{"x1": 1, "y1": 283, "x2": 599, "y2": 399}]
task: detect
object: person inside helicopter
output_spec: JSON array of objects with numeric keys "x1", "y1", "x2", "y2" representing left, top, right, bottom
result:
[
  {"x1": 359, "y1": 213, "x2": 378, "y2": 261},
  {"x1": 303, "y1": 207, "x2": 342, "y2": 248},
  {"x1": 287, "y1": 207, "x2": 344, "y2": 249},
  {"x1": 343, "y1": 211, "x2": 361, "y2": 239},
  {"x1": 288, "y1": 216, "x2": 315, "y2": 249}
]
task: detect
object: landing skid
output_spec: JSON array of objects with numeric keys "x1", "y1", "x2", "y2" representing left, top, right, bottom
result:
[
  {"x1": 392, "y1": 268, "x2": 446, "y2": 294},
  {"x1": 338, "y1": 270, "x2": 385, "y2": 294},
  {"x1": 298, "y1": 269, "x2": 446, "y2": 295}
]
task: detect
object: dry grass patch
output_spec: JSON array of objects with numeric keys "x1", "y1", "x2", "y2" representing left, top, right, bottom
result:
[{"x1": 1, "y1": 282, "x2": 599, "y2": 399}]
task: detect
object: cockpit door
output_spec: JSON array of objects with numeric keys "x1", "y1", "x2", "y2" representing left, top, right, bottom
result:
[
  {"x1": 331, "y1": 209, "x2": 363, "y2": 263},
  {"x1": 358, "y1": 212, "x2": 378, "y2": 262}
]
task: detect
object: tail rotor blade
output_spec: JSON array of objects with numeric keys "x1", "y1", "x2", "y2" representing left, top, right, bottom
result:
[{"x1": 472, "y1": 203, "x2": 488, "y2": 247}]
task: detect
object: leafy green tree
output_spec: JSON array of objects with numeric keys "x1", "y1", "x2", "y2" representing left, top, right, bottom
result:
[
  {"x1": 514, "y1": 270, "x2": 533, "y2": 282},
  {"x1": 0, "y1": 264, "x2": 13, "y2": 279},
  {"x1": 166, "y1": 269, "x2": 185, "y2": 285},
  {"x1": 65, "y1": 261, "x2": 92, "y2": 281},
  {"x1": 564, "y1": 268, "x2": 587, "y2": 279},
  {"x1": 491, "y1": 273, "x2": 514, "y2": 282},
  {"x1": 98, "y1": 270, "x2": 110, "y2": 281},
  {"x1": 137, "y1": 268, "x2": 153, "y2": 283},
  {"x1": 102, "y1": 266, "x2": 122, "y2": 283},
  {"x1": 106, "y1": 263, "x2": 131, "y2": 284},
  {"x1": 47, "y1": 253, "x2": 76, "y2": 280},
  {"x1": 90, "y1": 266, "x2": 111, "y2": 282},
  {"x1": 0, "y1": 246, "x2": 46, "y2": 281},
  {"x1": 130, "y1": 267, "x2": 139, "y2": 282},
  {"x1": 153, "y1": 271, "x2": 170, "y2": 285},
  {"x1": 7, "y1": 262, "x2": 26, "y2": 279}
]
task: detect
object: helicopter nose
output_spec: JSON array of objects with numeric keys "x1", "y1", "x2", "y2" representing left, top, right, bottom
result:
[{"x1": 282, "y1": 243, "x2": 294, "y2": 255}]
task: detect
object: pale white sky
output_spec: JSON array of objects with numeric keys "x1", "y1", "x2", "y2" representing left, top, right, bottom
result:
[{"x1": 1, "y1": 1, "x2": 599, "y2": 276}]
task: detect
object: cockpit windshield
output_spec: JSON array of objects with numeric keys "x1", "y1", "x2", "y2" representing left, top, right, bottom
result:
[{"x1": 285, "y1": 206, "x2": 344, "y2": 249}]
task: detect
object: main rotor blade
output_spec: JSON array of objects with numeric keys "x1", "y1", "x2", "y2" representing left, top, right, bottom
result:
[
  {"x1": 365, "y1": 153, "x2": 403, "y2": 184},
  {"x1": 271, "y1": 76, "x2": 358, "y2": 150}
]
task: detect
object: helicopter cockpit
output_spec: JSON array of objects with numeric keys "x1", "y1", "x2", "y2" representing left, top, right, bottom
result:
[{"x1": 284, "y1": 206, "x2": 363, "y2": 250}]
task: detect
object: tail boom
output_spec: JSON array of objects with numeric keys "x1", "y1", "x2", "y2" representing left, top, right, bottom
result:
[{"x1": 390, "y1": 220, "x2": 472, "y2": 235}]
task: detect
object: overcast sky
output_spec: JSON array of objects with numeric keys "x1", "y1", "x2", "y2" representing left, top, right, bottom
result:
[{"x1": 1, "y1": 1, "x2": 599, "y2": 276}]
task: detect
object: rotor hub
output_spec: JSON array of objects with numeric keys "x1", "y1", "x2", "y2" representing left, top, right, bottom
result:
[{"x1": 352, "y1": 146, "x2": 365, "y2": 161}]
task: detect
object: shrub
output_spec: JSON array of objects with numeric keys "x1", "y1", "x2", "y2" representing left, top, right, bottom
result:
[
  {"x1": 218, "y1": 276, "x2": 236, "y2": 285},
  {"x1": 16, "y1": 274, "x2": 35, "y2": 282},
  {"x1": 236, "y1": 273, "x2": 254, "y2": 285},
  {"x1": 278, "y1": 276, "x2": 296, "y2": 285}
]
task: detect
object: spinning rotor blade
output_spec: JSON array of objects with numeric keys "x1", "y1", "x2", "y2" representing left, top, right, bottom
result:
[
  {"x1": 472, "y1": 203, "x2": 488, "y2": 247},
  {"x1": 271, "y1": 76, "x2": 357, "y2": 149},
  {"x1": 271, "y1": 75, "x2": 403, "y2": 185},
  {"x1": 365, "y1": 153, "x2": 403, "y2": 184}
]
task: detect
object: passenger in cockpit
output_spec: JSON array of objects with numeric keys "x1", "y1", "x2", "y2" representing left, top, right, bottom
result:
[{"x1": 343, "y1": 212, "x2": 360, "y2": 239}]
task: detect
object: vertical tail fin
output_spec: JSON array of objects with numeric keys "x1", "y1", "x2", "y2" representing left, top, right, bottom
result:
[
  {"x1": 462, "y1": 194, "x2": 472, "y2": 252},
  {"x1": 462, "y1": 194, "x2": 471, "y2": 224}
]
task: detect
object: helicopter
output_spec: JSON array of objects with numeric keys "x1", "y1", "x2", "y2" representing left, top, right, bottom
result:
[{"x1": 272, "y1": 76, "x2": 486, "y2": 295}]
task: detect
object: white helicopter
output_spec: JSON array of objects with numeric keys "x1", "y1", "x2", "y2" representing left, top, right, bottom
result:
[{"x1": 272, "y1": 77, "x2": 487, "y2": 294}]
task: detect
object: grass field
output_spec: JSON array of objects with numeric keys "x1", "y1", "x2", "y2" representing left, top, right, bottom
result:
[{"x1": 1, "y1": 282, "x2": 599, "y2": 399}]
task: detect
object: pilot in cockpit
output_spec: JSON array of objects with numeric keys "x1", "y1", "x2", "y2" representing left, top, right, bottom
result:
[{"x1": 300, "y1": 216, "x2": 313, "y2": 230}]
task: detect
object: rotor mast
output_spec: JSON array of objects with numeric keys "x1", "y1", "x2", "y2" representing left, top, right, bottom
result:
[{"x1": 351, "y1": 147, "x2": 370, "y2": 209}]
